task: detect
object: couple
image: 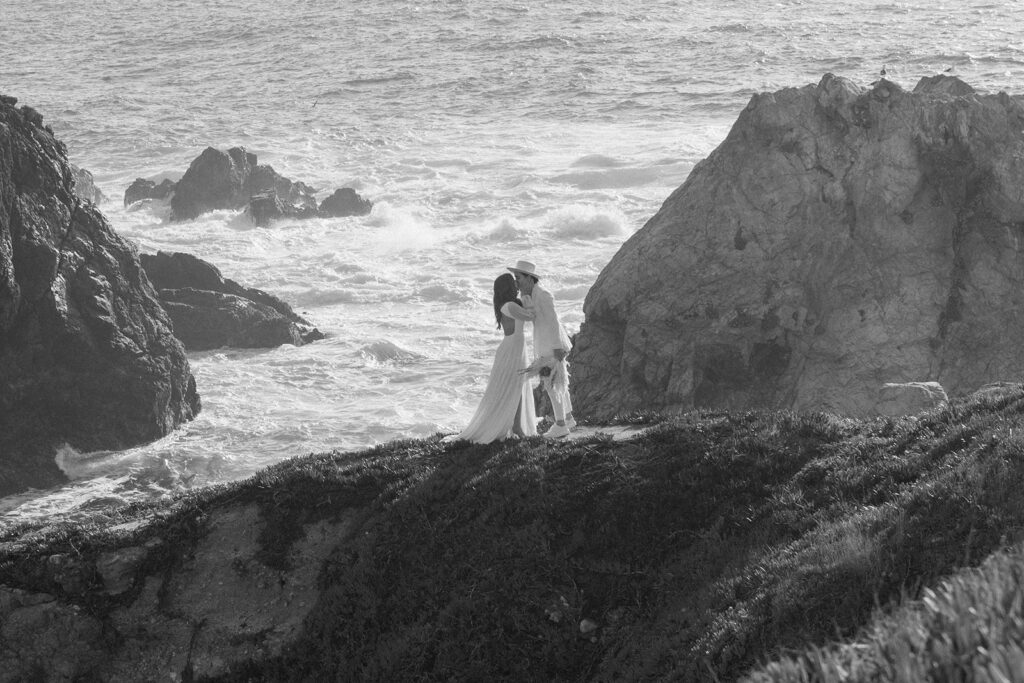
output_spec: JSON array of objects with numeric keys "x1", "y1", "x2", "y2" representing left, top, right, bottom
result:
[{"x1": 448, "y1": 260, "x2": 575, "y2": 444}]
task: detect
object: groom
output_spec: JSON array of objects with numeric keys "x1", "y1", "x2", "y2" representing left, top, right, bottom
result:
[{"x1": 508, "y1": 260, "x2": 576, "y2": 438}]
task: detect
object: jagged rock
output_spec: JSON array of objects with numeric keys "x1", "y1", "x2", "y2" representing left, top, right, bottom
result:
[
  {"x1": 161, "y1": 145, "x2": 370, "y2": 223},
  {"x1": 21, "y1": 105, "x2": 42, "y2": 126},
  {"x1": 573, "y1": 74, "x2": 1024, "y2": 420},
  {"x1": 878, "y1": 381, "x2": 949, "y2": 416},
  {"x1": 170, "y1": 146, "x2": 257, "y2": 220},
  {"x1": 319, "y1": 187, "x2": 373, "y2": 217},
  {"x1": 69, "y1": 164, "x2": 105, "y2": 205},
  {"x1": 157, "y1": 289, "x2": 307, "y2": 349},
  {"x1": 123, "y1": 177, "x2": 175, "y2": 207},
  {"x1": 0, "y1": 586, "x2": 106, "y2": 681},
  {"x1": 0, "y1": 503, "x2": 347, "y2": 680},
  {"x1": 141, "y1": 251, "x2": 225, "y2": 292},
  {"x1": 248, "y1": 165, "x2": 319, "y2": 219},
  {"x1": 0, "y1": 95, "x2": 200, "y2": 496},
  {"x1": 169, "y1": 147, "x2": 321, "y2": 223},
  {"x1": 248, "y1": 190, "x2": 285, "y2": 227},
  {"x1": 140, "y1": 251, "x2": 324, "y2": 349}
]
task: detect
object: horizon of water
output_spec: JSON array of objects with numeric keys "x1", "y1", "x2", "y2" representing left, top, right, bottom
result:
[{"x1": 3, "y1": 0, "x2": 1024, "y2": 525}]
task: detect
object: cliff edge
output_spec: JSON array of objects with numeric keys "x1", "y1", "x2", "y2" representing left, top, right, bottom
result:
[{"x1": 3, "y1": 386, "x2": 1024, "y2": 680}]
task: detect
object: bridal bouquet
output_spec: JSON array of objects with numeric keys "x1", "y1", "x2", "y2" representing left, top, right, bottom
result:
[{"x1": 521, "y1": 356, "x2": 569, "y2": 392}]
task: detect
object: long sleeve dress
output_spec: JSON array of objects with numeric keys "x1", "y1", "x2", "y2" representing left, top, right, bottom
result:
[{"x1": 449, "y1": 302, "x2": 537, "y2": 443}]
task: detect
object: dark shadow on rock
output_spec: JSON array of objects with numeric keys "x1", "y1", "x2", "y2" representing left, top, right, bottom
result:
[
  {"x1": 319, "y1": 188, "x2": 373, "y2": 217},
  {"x1": 140, "y1": 251, "x2": 325, "y2": 350},
  {"x1": 124, "y1": 177, "x2": 176, "y2": 207}
]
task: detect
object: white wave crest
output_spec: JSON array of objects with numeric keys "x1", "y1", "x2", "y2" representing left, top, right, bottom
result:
[
  {"x1": 481, "y1": 217, "x2": 532, "y2": 243},
  {"x1": 414, "y1": 283, "x2": 475, "y2": 303},
  {"x1": 571, "y1": 153, "x2": 626, "y2": 168},
  {"x1": 540, "y1": 204, "x2": 631, "y2": 239},
  {"x1": 365, "y1": 202, "x2": 440, "y2": 251},
  {"x1": 550, "y1": 166, "x2": 666, "y2": 190},
  {"x1": 359, "y1": 339, "x2": 425, "y2": 364}
]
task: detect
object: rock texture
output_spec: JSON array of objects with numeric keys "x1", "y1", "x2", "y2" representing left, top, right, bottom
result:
[
  {"x1": 69, "y1": 164, "x2": 105, "y2": 205},
  {"x1": 319, "y1": 187, "x2": 373, "y2": 217},
  {"x1": 170, "y1": 146, "x2": 258, "y2": 221},
  {"x1": 140, "y1": 251, "x2": 325, "y2": 350},
  {"x1": 0, "y1": 95, "x2": 200, "y2": 495},
  {"x1": 248, "y1": 190, "x2": 287, "y2": 227},
  {"x1": 162, "y1": 146, "x2": 371, "y2": 224},
  {"x1": 123, "y1": 177, "x2": 175, "y2": 207},
  {"x1": 0, "y1": 504, "x2": 349, "y2": 681},
  {"x1": 573, "y1": 74, "x2": 1024, "y2": 420}
]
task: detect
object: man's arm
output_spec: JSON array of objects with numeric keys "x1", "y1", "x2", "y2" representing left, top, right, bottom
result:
[{"x1": 536, "y1": 289, "x2": 570, "y2": 359}]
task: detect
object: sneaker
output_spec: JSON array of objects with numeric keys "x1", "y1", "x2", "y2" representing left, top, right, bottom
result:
[
  {"x1": 543, "y1": 423, "x2": 571, "y2": 439},
  {"x1": 566, "y1": 417, "x2": 577, "y2": 431}
]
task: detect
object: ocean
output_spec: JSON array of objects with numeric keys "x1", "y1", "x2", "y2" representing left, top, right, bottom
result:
[{"x1": 2, "y1": 0, "x2": 1023, "y2": 525}]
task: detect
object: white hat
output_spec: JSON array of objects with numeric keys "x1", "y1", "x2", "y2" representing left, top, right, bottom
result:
[{"x1": 507, "y1": 259, "x2": 540, "y2": 280}]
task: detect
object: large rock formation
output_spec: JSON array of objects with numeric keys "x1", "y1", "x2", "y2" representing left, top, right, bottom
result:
[
  {"x1": 163, "y1": 146, "x2": 371, "y2": 225},
  {"x1": 573, "y1": 74, "x2": 1024, "y2": 420},
  {"x1": 0, "y1": 95, "x2": 200, "y2": 496},
  {"x1": 140, "y1": 251, "x2": 325, "y2": 350},
  {"x1": 170, "y1": 146, "x2": 258, "y2": 221}
]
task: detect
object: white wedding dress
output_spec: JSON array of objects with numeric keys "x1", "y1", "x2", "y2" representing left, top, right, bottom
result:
[{"x1": 449, "y1": 302, "x2": 537, "y2": 443}]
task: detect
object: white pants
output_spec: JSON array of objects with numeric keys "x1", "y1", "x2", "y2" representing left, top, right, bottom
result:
[{"x1": 544, "y1": 361, "x2": 573, "y2": 422}]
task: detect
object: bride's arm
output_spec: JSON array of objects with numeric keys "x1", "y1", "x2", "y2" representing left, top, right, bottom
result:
[{"x1": 502, "y1": 301, "x2": 535, "y2": 321}]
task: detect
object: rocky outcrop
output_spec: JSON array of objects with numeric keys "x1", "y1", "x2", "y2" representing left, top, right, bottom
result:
[
  {"x1": 123, "y1": 177, "x2": 175, "y2": 207},
  {"x1": 247, "y1": 163, "x2": 319, "y2": 221},
  {"x1": 140, "y1": 251, "x2": 325, "y2": 350},
  {"x1": 573, "y1": 74, "x2": 1024, "y2": 420},
  {"x1": 0, "y1": 504, "x2": 347, "y2": 681},
  {"x1": 0, "y1": 95, "x2": 200, "y2": 496},
  {"x1": 170, "y1": 146, "x2": 257, "y2": 220},
  {"x1": 319, "y1": 187, "x2": 373, "y2": 217},
  {"x1": 160, "y1": 146, "x2": 371, "y2": 224},
  {"x1": 69, "y1": 164, "x2": 105, "y2": 205},
  {"x1": 249, "y1": 191, "x2": 287, "y2": 226}
]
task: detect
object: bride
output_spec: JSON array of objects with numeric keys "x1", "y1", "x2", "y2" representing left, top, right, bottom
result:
[{"x1": 446, "y1": 272, "x2": 537, "y2": 443}]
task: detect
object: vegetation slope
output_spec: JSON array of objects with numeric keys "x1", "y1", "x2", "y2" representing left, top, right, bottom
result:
[{"x1": 4, "y1": 384, "x2": 1024, "y2": 681}]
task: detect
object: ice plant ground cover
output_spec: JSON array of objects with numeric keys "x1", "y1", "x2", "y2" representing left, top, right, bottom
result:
[{"x1": 4, "y1": 386, "x2": 1024, "y2": 680}]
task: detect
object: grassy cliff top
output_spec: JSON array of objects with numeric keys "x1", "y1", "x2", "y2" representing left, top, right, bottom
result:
[{"x1": 4, "y1": 386, "x2": 1024, "y2": 681}]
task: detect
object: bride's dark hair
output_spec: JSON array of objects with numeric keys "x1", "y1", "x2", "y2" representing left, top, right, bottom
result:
[{"x1": 493, "y1": 273, "x2": 521, "y2": 328}]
